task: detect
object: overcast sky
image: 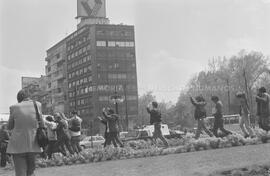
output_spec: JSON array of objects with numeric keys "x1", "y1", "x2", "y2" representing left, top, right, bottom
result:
[{"x1": 1, "y1": 0, "x2": 270, "y2": 113}]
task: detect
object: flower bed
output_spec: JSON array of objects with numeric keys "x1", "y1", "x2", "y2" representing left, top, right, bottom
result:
[{"x1": 34, "y1": 129, "x2": 270, "y2": 168}]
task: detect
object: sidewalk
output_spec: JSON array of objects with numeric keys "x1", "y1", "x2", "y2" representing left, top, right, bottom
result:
[{"x1": 1, "y1": 143, "x2": 270, "y2": 176}]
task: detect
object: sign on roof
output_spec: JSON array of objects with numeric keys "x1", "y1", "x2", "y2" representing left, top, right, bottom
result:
[{"x1": 77, "y1": 0, "x2": 106, "y2": 18}]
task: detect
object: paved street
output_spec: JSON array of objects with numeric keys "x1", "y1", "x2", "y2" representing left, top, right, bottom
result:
[{"x1": 1, "y1": 143, "x2": 270, "y2": 176}]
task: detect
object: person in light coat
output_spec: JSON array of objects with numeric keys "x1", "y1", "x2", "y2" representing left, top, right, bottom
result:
[{"x1": 7, "y1": 90, "x2": 43, "y2": 176}]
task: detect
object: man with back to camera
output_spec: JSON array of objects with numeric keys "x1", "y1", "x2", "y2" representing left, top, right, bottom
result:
[{"x1": 146, "y1": 101, "x2": 169, "y2": 148}]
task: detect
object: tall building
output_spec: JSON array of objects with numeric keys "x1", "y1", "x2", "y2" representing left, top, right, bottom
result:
[
  {"x1": 44, "y1": 0, "x2": 138, "y2": 133},
  {"x1": 66, "y1": 24, "x2": 138, "y2": 133},
  {"x1": 45, "y1": 40, "x2": 68, "y2": 114}
]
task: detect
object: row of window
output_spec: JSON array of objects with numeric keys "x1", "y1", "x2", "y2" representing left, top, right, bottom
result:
[
  {"x1": 67, "y1": 55, "x2": 91, "y2": 70},
  {"x1": 68, "y1": 75, "x2": 93, "y2": 88},
  {"x1": 96, "y1": 30, "x2": 133, "y2": 37},
  {"x1": 68, "y1": 65, "x2": 92, "y2": 80},
  {"x1": 67, "y1": 44, "x2": 90, "y2": 61},
  {"x1": 69, "y1": 98, "x2": 92, "y2": 107},
  {"x1": 98, "y1": 95, "x2": 137, "y2": 101},
  {"x1": 67, "y1": 35, "x2": 90, "y2": 52},
  {"x1": 68, "y1": 84, "x2": 136, "y2": 95},
  {"x1": 67, "y1": 26, "x2": 89, "y2": 42},
  {"x1": 108, "y1": 73, "x2": 127, "y2": 79},
  {"x1": 97, "y1": 62, "x2": 136, "y2": 70},
  {"x1": 96, "y1": 51, "x2": 135, "y2": 59},
  {"x1": 96, "y1": 41, "x2": 135, "y2": 48}
]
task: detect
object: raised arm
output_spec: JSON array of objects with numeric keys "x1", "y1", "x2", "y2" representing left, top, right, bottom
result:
[
  {"x1": 190, "y1": 97, "x2": 206, "y2": 106},
  {"x1": 256, "y1": 95, "x2": 268, "y2": 103}
]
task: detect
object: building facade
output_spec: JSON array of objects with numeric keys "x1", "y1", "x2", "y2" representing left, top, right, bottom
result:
[
  {"x1": 22, "y1": 76, "x2": 49, "y2": 113},
  {"x1": 66, "y1": 24, "x2": 138, "y2": 133},
  {"x1": 45, "y1": 40, "x2": 68, "y2": 114}
]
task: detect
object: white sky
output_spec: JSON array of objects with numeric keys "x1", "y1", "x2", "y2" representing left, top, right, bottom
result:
[{"x1": 1, "y1": 0, "x2": 270, "y2": 113}]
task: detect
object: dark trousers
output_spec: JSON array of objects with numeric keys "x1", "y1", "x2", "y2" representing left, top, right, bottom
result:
[
  {"x1": 103, "y1": 132, "x2": 109, "y2": 147},
  {"x1": 213, "y1": 118, "x2": 232, "y2": 137},
  {"x1": 0, "y1": 142, "x2": 8, "y2": 167},
  {"x1": 56, "y1": 138, "x2": 74, "y2": 156},
  {"x1": 46, "y1": 140, "x2": 57, "y2": 159},
  {"x1": 71, "y1": 136, "x2": 82, "y2": 153},
  {"x1": 195, "y1": 119, "x2": 213, "y2": 139},
  {"x1": 1, "y1": 151, "x2": 7, "y2": 167},
  {"x1": 106, "y1": 132, "x2": 123, "y2": 147},
  {"x1": 259, "y1": 116, "x2": 270, "y2": 132},
  {"x1": 153, "y1": 122, "x2": 169, "y2": 147},
  {"x1": 12, "y1": 153, "x2": 36, "y2": 176}
]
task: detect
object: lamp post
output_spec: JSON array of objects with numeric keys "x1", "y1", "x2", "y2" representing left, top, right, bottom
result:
[{"x1": 110, "y1": 87, "x2": 124, "y2": 130}]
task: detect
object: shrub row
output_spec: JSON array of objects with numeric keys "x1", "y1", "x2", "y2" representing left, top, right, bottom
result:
[{"x1": 35, "y1": 128, "x2": 270, "y2": 168}]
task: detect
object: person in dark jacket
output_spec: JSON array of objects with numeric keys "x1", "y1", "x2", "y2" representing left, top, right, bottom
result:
[
  {"x1": 54, "y1": 113, "x2": 74, "y2": 156},
  {"x1": 146, "y1": 102, "x2": 168, "y2": 147},
  {"x1": 256, "y1": 87, "x2": 270, "y2": 132},
  {"x1": 190, "y1": 96, "x2": 213, "y2": 139},
  {"x1": 97, "y1": 116, "x2": 109, "y2": 147},
  {"x1": 211, "y1": 96, "x2": 232, "y2": 137},
  {"x1": 102, "y1": 108, "x2": 123, "y2": 147},
  {"x1": 0, "y1": 123, "x2": 9, "y2": 167}
]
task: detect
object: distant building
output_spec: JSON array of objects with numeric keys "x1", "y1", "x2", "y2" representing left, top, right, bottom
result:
[{"x1": 22, "y1": 76, "x2": 49, "y2": 114}]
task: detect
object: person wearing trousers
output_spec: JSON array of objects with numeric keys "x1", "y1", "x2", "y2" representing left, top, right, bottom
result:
[
  {"x1": 0, "y1": 123, "x2": 9, "y2": 167},
  {"x1": 211, "y1": 96, "x2": 232, "y2": 137},
  {"x1": 146, "y1": 102, "x2": 169, "y2": 147},
  {"x1": 7, "y1": 90, "x2": 43, "y2": 176},
  {"x1": 102, "y1": 108, "x2": 124, "y2": 147},
  {"x1": 256, "y1": 87, "x2": 270, "y2": 132},
  {"x1": 236, "y1": 92, "x2": 255, "y2": 138},
  {"x1": 190, "y1": 96, "x2": 213, "y2": 139}
]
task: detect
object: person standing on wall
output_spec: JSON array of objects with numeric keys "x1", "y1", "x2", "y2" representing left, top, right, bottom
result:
[
  {"x1": 190, "y1": 96, "x2": 213, "y2": 139},
  {"x1": 146, "y1": 102, "x2": 169, "y2": 148},
  {"x1": 7, "y1": 90, "x2": 43, "y2": 176}
]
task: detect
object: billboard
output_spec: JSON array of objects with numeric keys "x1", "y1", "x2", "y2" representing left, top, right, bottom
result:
[{"x1": 77, "y1": 0, "x2": 106, "y2": 18}]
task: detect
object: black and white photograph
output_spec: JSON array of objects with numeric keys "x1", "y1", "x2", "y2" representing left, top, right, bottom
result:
[{"x1": 1, "y1": 0, "x2": 270, "y2": 175}]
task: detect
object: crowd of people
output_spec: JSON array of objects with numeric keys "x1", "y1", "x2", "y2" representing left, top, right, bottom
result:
[
  {"x1": 0, "y1": 90, "x2": 84, "y2": 176},
  {"x1": 190, "y1": 86, "x2": 270, "y2": 139},
  {"x1": 1, "y1": 86, "x2": 270, "y2": 176}
]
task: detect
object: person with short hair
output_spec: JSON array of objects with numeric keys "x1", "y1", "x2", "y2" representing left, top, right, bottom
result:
[
  {"x1": 54, "y1": 113, "x2": 74, "y2": 156},
  {"x1": 236, "y1": 92, "x2": 255, "y2": 138},
  {"x1": 211, "y1": 96, "x2": 232, "y2": 137},
  {"x1": 7, "y1": 90, "x2": 43, "y2": 176},
  {"x1": 69, "y1": 110, "x2": 82, "y2": 153},
  {"x1": 146, "y1": 101, "x2": 169, "y2": 147},
  {"x1": 102, "y1": 108, "x2": 123, "y2": 147},
  {"x1": 256, "y1": 87, "x2": 270, "y2": 132},
  {"x1": 190, "y1": 96, "x2": 213, "y2": 139},
  {"x1": 44, "y1": 116, "x2": 57, "y2": 159}
]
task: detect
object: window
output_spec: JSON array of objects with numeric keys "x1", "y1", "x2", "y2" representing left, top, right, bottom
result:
[
  {"x1": 108, "y1": 41, "x2": 116, "y2": 47},
  {"x1": 56, "y1": 53, "x2": 60, "y2": 59},
  {"x1": 47, "y1": 67, "x2": 51, "y2": 72},
  {"x1": 99, "y1": 96, "x2": 109, "y2": 101},
  {"x1": 48, "y1": 83, "x2": 51, "y2": 88},
  {"x1": 96, "y1": 41, "x2": 106, "y2": 47}
]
